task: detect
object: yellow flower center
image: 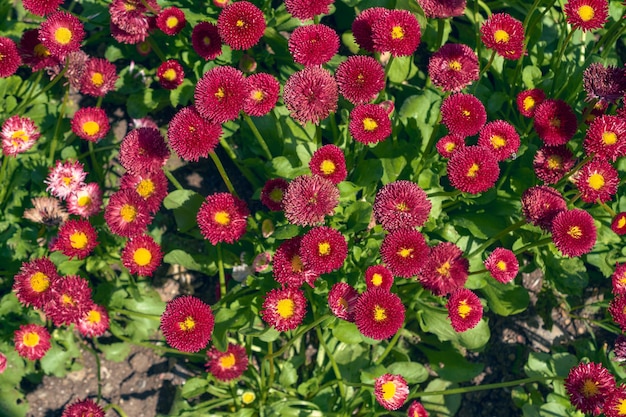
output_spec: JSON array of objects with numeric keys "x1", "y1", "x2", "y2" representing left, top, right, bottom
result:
[
  {"x1": 581, "y1": 378, "x2": 600, "y2": 397},
  {"x1": 567, "y1": 225, "x2": 582, "y2": 239},
  {"x1": 445, "y1": 142, "x2": 456, "y2": 153},
  {"x1": 457, "y1": 300, "x2": 472, "y2": 318},
  {"x1": 395, "y1": 201, "x2": 410, "y2": 212},
  {"x1": 462, "y1": 109, "x2": 471, "y2": 117},
  {"x1": 578, "y1": 5, "x2": 595, "y2": 22},
  {"x1": 124, "y1": 2, "x2": 136, "y2": 11},
  {"x1": 391, "y1": 25, "x2": 405, "y2": 40},
  {"x1": 215, "y1": 87, "x2": 225, "y2": 100},
  {"x1": 252, "y1": 90, "x2": 264, "y2": 102},
  {"x1": 63, "y1": 176, "x2": 72, "y2": 186},
  {"x1": 549, "y1": 117, "x2": 561, "y2": 128},
  {"x1": 547, "y1": 155, "x2": 562, "y2": 170},
  {"x1": 241, "y1": 391, "x2": 256, "y2": 404},
  {"x1": 78, "y1": 195, "x2": 92, "y2": 207},
  {"x1": 588, "y1": 173, "x2": 605, "y2": 190},
  {"x1": 493, "y1": 29, "x2": 510, "y2": 43},
  {"x1": 614, "y1": 398, "x2": 626, "y2": 415},
  {"x1": 166, "y1": 16, "x2": 179, "y2": 29},
  {"x1": 291, "y1": 255, "x2": 303, "y2": 272},
  {"x1": 136, "y1": 179, "x2": 155, "y2": 198},
  {"x1": 397, "y1": 247, "x2": 413, "y2": 258},
  {"x1": 62, "y1": 294, "x2": 75, "y2": 306},
  {"x1": 236, "y1": 19, "x2": 246, "y2": 28},
  {"x1": 436, "y1": 261, "x2": 451, "y2": 277},
  {"x1": 54, "y1": 27, "x2": 72, "y2": 45},
  {"x1": 23, "y1": 332, "x2": 40, "y2": 347},
  {"x1": 618, "y1": 217, "x2": 626, "y2": 229},
  {"x1": 467, "y1": 163, "x2": 480, "y2": 178},
  {"x1": 496, "y1": 260, "x2": 507, "y2": 271},
  {"x1": 276, "y1": 298, "x2": 295, "y2": 319},
  {"x1": 381, "y1": 381, "x2": 397, "y2": 400},
  {"x1": 523, "y1": 96, "x2": 536, "y2": 112},
  {"x1": 203, "y1": 36, "x2": 211, "y2": 46},
  {"x1": 362, "y1": 117, "x2": 378, "y2": 132},
  {"x1": 320, "y1": 160, "x2": 336, "y2": 175},
  {"x1": 371, "y1": 273, "x2": 383, "y2": 287},
  {"x1": 318, "y1": 241, "x2": 331, "y2": 256},
  {"x1": 269, "y1": 188, "x2": 283, "y2": 203},
  {"x1": 373, "y1": 305, "x2": 387, "y2": 322},
  {"x1": 70, "y1": 231, "x2": 88, "y2": 249},
  {"x1": 30, "y1": 272, "x2": 50, "y2": 293},
  {"x1": 34, "y1": 43, "x2": 50, "y2": 58},
  {"x1": 120, "y1": 204, "x2": 137, "y2": 223},
  {"x1": 214, "y1": 210, "x2": 231, "y2": 226},
  {"x1": 179, "y1": 316, "x2": 196, "y2": 331},
  {"x1": 220, "y1": 353, "x2": 236, "y2": 369},
  {"x1": 490, "y1": 135, "x2": 506, "y2": 149},
  {"x1": 337, "y1": 297, "x2": 349, "y2": 310},
  {"x1": 133, "y1": 247, "x2": 153, "y2": 266},
  {"x1": 91, "y1": 72, "x2": 104, "y2": 87},
  {"x1": 87, "y1": 309, "x2": 101, "y2": 324},
  {"x1": 82, "y1": 121, "x2": 100, "y2": 136},
  {"x1": 448, "y1": 60, "x2": 462, "y2": 71},
  {"x1": 162, "y1": 68, "x2": 177, "y2": 81},
  {"x1": 602, "y1": 131, "x2": 617, "y2": 145},
  {"x1": 11, "y1": 130, "x2": 28, "y2": 142}
]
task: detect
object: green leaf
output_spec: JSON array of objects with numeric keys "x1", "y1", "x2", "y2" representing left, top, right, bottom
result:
[
  {"x1": 181, "y1": 376, "x2": 209, "y2": 399},
  {"x1": 481, "y1": 280, "x2": 530, "y2": 316},
  {"x1": 40, "y1": 331, "x2": 82, "y2": 377},
  {"x1": 104, "y1": 45, "x2": 123, "y2": 62},
  {"x1": 457, "y1": 319, "x2": 491, "y2": 350},
  {"x1": 522, "y1": 65, "x2": 543, "y2": 89},
  {"x1": 279, "y1": 362, "x2": 298, "y2": 387},
  {"x1": 164, "y1": 190, "x2": 205, "y2": 233},
  {"x1": 423, "y1": 379, "x2": 461, "y2": 417},
  {"x1": 0, "y1": 344, "x2": 26, "y2": 390},
  {"x1": 419, "y1": 342, "x2": 484, "y2": 382},
  {"x1": 380, "y1": 156, "x2": 406, "y2": 184},
  {"x1": 273, "y1": 224, "x2": 301, "y2": 240},
  {"x1": 387, "y1": 361, "x2": 428, "y2": 384},
  {"x1": 387, "y1": 56, "x2": 417, "y2": 83},
  {"x1": 0, "y1": 388, "x2": 28, "y2": 417},
  {"x1": 163, "y1": 249, "x2": 216, "y2": 275},
  {"x1": 99, "y1": 342, "x2": 133, "y2": 362},
  {"x1": 332, "y1": 320, "x2": 363, "y2": 344},
  {"x1": 543, "y1": 253, "x2": 588, "y2": 296},
  {"x1": 524, "y1": 352, "x2": 554, "y2": 377}
]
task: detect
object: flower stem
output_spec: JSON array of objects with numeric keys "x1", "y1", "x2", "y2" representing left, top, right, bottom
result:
[
  {"x1": 513, "y1": 236, "x2": 553, "y2": 255},
  {"x1": 105, "y1": 403, "x2": 129, "y2": 417},
  {"x1": 374, "y1": 328, "x2": 402, "y2": 365},
  {"x1": 83, "y1": 339, "x2": 103, "y2": 402},
  {"x1": 111, "y1": 308, "x2": 161, "y2": 321},
  {"x1": 243, "y1": 113, "x2": 272, "y2": 159},
  {"x1": 599, "y1": 200, "x2": 616, "y2": 217},
  {"x1": 217, "y1": 243, "x2": 227, "y2": 299},
  {"x1": 219, "y1": 138, "x2": 262, "y2": 189},
  {"x1": 209, "y1": 151, "x2": 238, "y2": 197},
  {"x1": 315, "y1": 326, "x2": 347, "y2": 411},
  {"x1": 550, "y1": 28, "x2": 575, "y2": 96},
  {"x1": 266, "y1": 314, "x2": 332, "y2": 360},
  {"x1": 315, "y1": 124, "x2": 322, "y2": 149},
  {"x1": 88, "y1": 141, "x2": 104, "y2": 183},
  {"x1": 12, "y1": 67, "x2": 61, "y2": 117},
  {"x1": 466, "y1": 218, "x2": 526, "y2": 259},
  {"x1": 478, "y1": 50, "x2": 496, "y2": 79},
  {"x1": 163, "y1": 168, "x2": 184, "y2": 191},
  {"x1": 410, "y1": 375, "x2": 563, "y2": 398},
  {"x1": 48, "y1": 88, "x2": 69, "y2": 164}
]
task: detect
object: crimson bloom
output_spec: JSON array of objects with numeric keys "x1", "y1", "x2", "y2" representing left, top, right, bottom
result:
[
  {"x1": 583, "y1": 115, "x2": 626, "y2": 161},
  {"x1": 612, "y1": 213, "x2": 626, "y2": 236},
  {"x1": 516, "y1": 88, "x2": 546, "y2": 118},
  {"x1": 77, "y1": 304, "x2": 110, "y2": 338},
  {"x1": 38, "y1": 11, "x2": 85, "y2": 59},
  {"x1": 612, "y1": 263, "x2": 626, "y2": 294},
  {"x1": 272, "y1": 236, "x2": 318, "y2": 288},
  {"x1": 436, "y1": 134, "x2": 466, "y2": 158},
  {"x1": 283, "y1": 66, "x2": 338, "y2": 126},
  {"x1": 197, "y1": 193, "x2": 249, "y2": 245},
  {"x1": 354, "y1": 288, "x2": 405, "y2": 340},
  {"x1": 191, "y1": 22, "x2": 223, "y2": 60},
  {"x1": 284, "y1": 0, "x2": 334, "y2": 21},
  {"x1": 374, "y1": 374, "x2": 409, "y2": 410},
  {"x1": 604, "y1": 385, "x2": 626, "y2": 417},
  {"x1": 309, "y1": 144, "x2": 347, "y2": 185},
  {"x1": 121, "y1": 234, "x2": 163, "y2": 276},
  {"x1": 1, "y1": 115, "x2": 40, "y2": 156},
  {"x1": 156, "y1": 7, "x2": 186, "y2": 35},
  {"x1": 120, "y1": 170, "x2": 168, "y2": 214},
  {"x1": 583, "y1": 63, "x2": 626, "y2": 105},
  {"x1": 365, "y1": 265, "x2": 394, "y2": 291},
  {"x1": 564, "y1": 0, "x2": 609, "y2": 31},
  {"x1": 61, "y1": 399, "x2": 105, "y2": 417},
  {"x1": 418, "y1": 0, "x2": 466, "y2": 18},
  {"x1": 18, "y1": 29, "x2": 59, "y2": 71},
  {"x1": 373, "y1": 180, "x2": 431, "y2": 231},
  {"x1": 260, "y1": 178, "x2": 289, "y2": 211},
  {"x1": 44, "y1": 160, "x2": 86, "y2": 200},
  {"x1": 51, "y1": 219, "x2": 98, "y2": 260},
  {"x1": 349, "y1": 104, "x2": 392, "y2": 144},
  {"x1": 14, "y1": 324, "x2": 51, "y2": 361},
  {"x1": 79, "y1": 58, "x2": 119, "y2": 97},
  {"x1": 380, "y1": 229, "x2": 429, "y2": 278},
  {"x1": 565, "y1": 362, "x2": 615, "y2": 415},
  {"x1": 195, "y1": 66, "x2": 247, "y2": 123},
  {"x1": 551, "y1": 209, "x2": 597, "y2": 257},
  {"x1": 0, "y1": 37, "x2": 21, "y2": 78},
  {"x1": 484, "y1": 248, "x2": 519, "y2": 284},
  {"x1": 521, "y1": 185, "x2": 568, "y2": 231},
  {"x1": 407, "y1": 401, "x2": 429, "y2": 417},
  {"x1": 534, "y1": 99, "x2": 577, "y2": 146},
  {"x1": 574, "y1": 158, "x2": 619, "y2": 203},
  {"x1": 480, "y1": 13, "x2": 524, "y2": 59},
  {"x1": 611, "y1": 294, "x2": 626, "y2": 332},
  {"x1": 440, "y1": 93, "x2": 487, "y2": 137},
  {"x1": 533, "y1": 145, "x2": 576, "y2": 184},
  {"x1": 336, "y1": 55, "x2": 385, "y2": 105},
  {"x1": 428, "y1": 43, "x2": 479, "y2": 92},
  {"x1": 371, "y1": 9, "x2": 421, "y2": 57},
  {"x1": 160, "y1": 295, "x2": 215, "y2": 353},
  {"x1": 104, "y1": 189, "x2": 153, "y2": 238},
  {"x1": 327, "y1": 282, "x2": 358, "y2": 321},
  {"x1": 352, "y1": 7, "x2": 389, "y2": 53},
  {"x1": 71, "y1": 107, "x2": 110, "y2": 142},
  {"x1": 206, "y1": 344, "x2": 249, "y2": 382},
  {"x1": 477, "y1": 120, "x2": 520, "y2": 161},
  {"x1": 23, "y1": 0, "x2": 63, "y2": 16},
  {"x1": 167, "y1": 106, "x2": 222, "y2": 161},
  {"x1": 419, "y1": 242, "x2": 469, "y2": 296},
  {"x1": 283, "y1": 174, "x2": 339, "y2": 226},
  {"x1": 447, "y1": 288, "x2": 483, "y2": 332},
  {"x1": 157, "y1": 60, "x2": 184, "y2": 90},
  {"x1": 217, "y1": 1, "x2": 265, "y2": 50},
  {"x1": 447, "y1": 146, "x2": 500, "y2": 194},
  {"x1": 288, "y1": 24, "x2": 338, "y2": 66},
  {"x1": 119, "y1": 127, "x2": 170, "y2": 174},
  {"x1": 244, "y1": 73, "x2": 280, "y2": 117},
  {"x1": 45, "y1": 275, "x2": 93, "y2": 326},
  {"x1": 261, "y1": 287, "x2": 307, "y2": 332},
  {"x1": 13, "y1": 257, "x2": 59, "y2": 309},
  {"x1": 299, "y1": 226, "x2": 348, "y2": 274}
]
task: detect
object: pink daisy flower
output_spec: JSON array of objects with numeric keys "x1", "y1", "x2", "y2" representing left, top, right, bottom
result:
[
  {"x1": 217, "y1": 1, "x2": 266, "y2": 50},
  {"x1": 407, "y1": 401, "x2": 429, "y2": 417},
  {"x1": 436, "y1": 134, "x2": 466, "y2": 159},
  {"x1": 440, "y1": 93, "x2": 487, "y2": 137},
  {"x1": 244, "y1": 73, "x2": 280, "y2": 117},
  {"x1": 574, "y1": 158, "x2": 619, "y2": 203},
  {"x1": 447, "y1": 288, "x2": 483, "y2": 332},
  {"x1": 564, "y1": 0, "x2": 609, "y2": 32},
  {"x1": 373, "y1": 180, "x2": 431, "y2": 231},
  {"x1": 565, "y1": 362, "x2": 615, "y2": 415},
  {"x1": 612, "y1": 263, "x2": 626, "y2": 294},
  {"x1": 354, "y1": 288, "x2": 405, "y2": 340},
  {"x1": 272, "y1": 236, "x2": 318, "y2": 288},
  {"x1": 44, "y1": 160, "x2": 87, "y2": 200},
  {"x1": 583, "y1": 115, "x2": 626, "y2": 161},
  {"x1": 299, "y1": 226, "x2": 348, "y2": 275},
  {"x1": 428, "y1": 43, "x2": 479, "y2": 92},
  {"x1": 534, "y1": 99, "x2": 578, "y2": 146},
  {"x1": 418, "y1": 0, "x2": 466, "y2": 18},
  {"x1": 160, "y1": 295, "x2": 215, "y2": 353},
  {"x1": 0, "y1": 37, "x2": 22, "y2": 78},
  {"x1": 365, "y1": 265, "x2": 394, "y2": 291},
  {"x1": 104, "y1": 189, "x2": 153, "y2": 238},
  {"x1": 22, "y1": 0, "x2": 63, "y2": 16},
  {"x1": 284, "y1": 0, "x2": 334, "y2": 21},
  {"x1": 261, "y1": 287, "x2": 307, "y2": 332},
  {"x1": 533, "y1": 145, "x2": 576, "y2": 184},
  {"x1": 1, "y1": 115, "x2": 40, "y2": 156},
  {"x1": 157, "y1": 59, "x2": 185, "y2": 90},
  {"x1": 283, "y1": 66, "x2": 338, "y2": 126},
  {"x1": 349, "y1": 104, "x2": 392, "y2": 144},
  {"x1": 604, "y1": 385, "x2": 626, "y2": 417},
  {"x1": 521, "y1": 185, "x2": 568, "y2": 231},
  {"x1": 477, "y1": 120, "x2": 520, "y2": 161},
  {"x1": 336, "y1": 55, "x2": 385, "y2": 105},
  {"x1": 206, "y1": 344, "x2": 249, "y2": 382},
  {"x1": 119, "y1": 169, "x2": 168, "y2": 214},
  {"x1": 61, "y1": 399, "x2": 105, "y2": 417},
  {"x1": 327, "y1": 282, "x2": 358, "y2": 321},
  {"x1": 583, "y1": 63, "x2": 626, "y2": 105},
  {"x1": 447, "y1": 146, "x2": 500, "y2": 194},
  {"x1": 611, "y1": 213, "x2": 626, "y2": 236},
  {"x1": 18, "y1": 29, "x2": 59, "y2": 71},
  {"x1": 374, "y1": 374, "x2": 409, "y2": 410},
  {"x1": 38, "y1": 11, "x2": 85, "y2": 59},
  {"x1": 110, "y1": 20, "x2": 149, "y2": 45},
  {"x1": 419, "y1": 242, "x2": 469, "y2": 296},
  {"x1": 352, "y1": 7, "x2": 389, "y2": 53},
  {"x1": 309, "y1": 144, "x2": 347, "y2": 185},
  {"x1": 380, "y1": 229, "x2": 429, "y2": 278},
  {"x1": 260, "y1": 178, "x2": 289, "y2": 211},
  {"x1": 195, "y1": 66, "x2": 247, "y2": 123},
  {"x1": 484, "y1": 248, "x2": 519, "y2": 283},
  {"x1": 12, "y1": 257, "x2": 60, "y2": 309},
  {"x1": 119, "y1": 127, "x2": 171, "y2": 174},
  {"x1": 14, "y1": 323, "x2": 51, "y2": 361},
  {"x1": 288, "y1": 24, "x2": 339, "y2": 66},
  {"x1": 77, "y1": 304, "x2": 110, "y2": 338},
  {"x1": 167, "y1": 106, "x2": 222, "y2": 161},
  {"x1": 197, "y1": 192, "x2": 250, "y2": 245},
  {"x1": 551, "y1": 209, "x2": 597, "y2": 257},
  {"x1": 156, "y1": 7, "x2": 186, "y2": 36},
  {"x1": 121, "y1": 234, "x2": 164, "y2": 277},
  {"x1": 371, "y1": 9, "x2": 421, "y2": 57},
  {"x1": 70, "y1": 107, "x2": 110, "y2": 142},
  {"x1": 45, "y1": 275, "x2": 93, "y2": 326},
  {"x1": 480, "y1": 13, "x2": 525, "y2": 59},
  {"x1": 191, "y1": 22, "x2": 223, "y2": 60},
  {"x1": 516, "y1": 88, "x2": 546, "y2": 118},
  {"x1": 283, "y1": 174, "x2": 339, "y2": 226},
  {"x1": 51, "y1": 219, "x2": 98, "y2": 260},
  {"x1": 79, "y1": 58, "x2": 119, "y2": 97}
]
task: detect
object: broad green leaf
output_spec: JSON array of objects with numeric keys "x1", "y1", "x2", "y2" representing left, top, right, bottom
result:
[
  {"x1": 423, "y1": 379, "x2": 461, "y2": 417},
  {"x1": 458, "y1": 319, "x2": 491, "y2": 350},
  {"x1": 181, "y1": 376, "x2": 209, "y2": 399},
  {"x1": 481, "y1": 280, "x2": 529, "y2": 316},
  {"x1": 279, "y1": 362, "x2": 298, "y2": 387},
  {"x1": 387, "y1": 55, "x2": 418, "y2": 84},
  {"x1": 99, "y1": 342, "x2": 132, "y2": 363},
  {"x1": 0, "y1": 388, "x2": 28, "y2": 417},
  {"x1": 164, "y1": 190, "x2": 205, "y2": 232},
  {"x1": 332, "y1": 320, "x2": 363, "y2": 345},
  {"x1": 387, "y1": 361, "x2": 428, "y2": 384}
]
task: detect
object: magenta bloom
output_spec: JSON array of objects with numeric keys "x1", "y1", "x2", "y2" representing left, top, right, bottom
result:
[
  {"x1": 516, "y1": 88, "x2": 546, "y2": 118},
  {"x1": 484, "y1": 248, "x2": 519, "y2": 283},
  {"x1": 261, "y1": 287, "x2": 307, "y2": 332},
  {"x1": 551, "y1": 209, "x2": 597, "y2": 257},
  {"x1": 352, "y1": 7, "x2": 389, "y2": 53},
  {"x1": 77, "y1": 304, "x2": 110, "y2": 338},
  {"x1": 260, "y1": 178, "x2": 289, "y2": 211},
  {"x1": 477, "y1": 120, "x2": 520, "y2": 161},
  {"x1": 447, "y1": 146, "x2": 500, "y2": 194},
  {"x1": 565, "y1": 362, "x2": 615, "y2": 415},
  {"x1": 419, "y1": 242, "x2": 469, "y2": 296},
  {"x1": 71, "y1": 107, "x2": 110, "y2": 142},
  {"x1": 380, "y1": 229, "x2": 429, "y2": 278},
  {"x1": 612, "y1": 213, "x2": 626, "y2": 236},
  {"x1": 38, "y1": 11, "x2": 85, "y2": 59},
  {"x1": 327, "y1": 282, "x2": 358, "y2": 321},
  {"x1": 299, "y1": 226, "x2": 348, "y2": 274},
  {"x1": 288, "y1": 24, "x2": 339, "y2": 66},
  {"x1": 167, "y1": 106, "x2": 222, "y2": 161},
  {"x1": 195, "y1": 66, "x2": 247, "y2": 123},
  {"x1": 583, "y1": 63, "x2": 626, "y2": 105},
  {"x1": 22, "y1": 0, "x2": 63, "y2": 16},
  {"x1": 191, "y1": 22, "x2": 223, "y2": 60},
  {"x1": 365, "y1": 265, "x2": 394, "y2": 291},
  {"x1": 120, "y1": 170, "x2": 168, "y2": 214},
  {"x1": 51, "y1": 219, "x2": 98, "y2": 260},
  {"x1": 447, "y1": 288, "x2": 483, "y2": 332},
  {"x1": 217, "y1": 1, "x2": 265, "y2": 50},
  {"x1": 336, "y1": 55, "x2": 385, "y2": 105},
  {"x1": 1, "y1": 115, "x2": 41, "y2": 156},
  {"x1": 45, "y1": 275, "x2": 92, "y2": 327},
  {"x1": 480, "y1": 13, "x2": 525, "y2": 59},
  {"x1": 160, "y1": 295, "x2": 215, "y2": 353},
  {"x1": 44, "y1": 160, "x2": 86, "y2": 200},
  {"x1": 574, "y1": 158, "x2": 619, "y2": 203},
  {"x1": 309, "y1": 144, "x2": 347, "y2": 185},
  {"x1": 206, "y1": 344, "x2": 249, "y2": 382},
  {"x1": 61, "y1": 399, "x2": 105, "y2": 417},
  {"x1": 440, "y1": 93, "x2": 487, "y2": 137},
  {"x1": 156, "y1": 7, "x2": 186, "y2": 35},
  {"x1": 373, "y1": 180, "x2": 431, "y2": 231},
  {"x1": 354, "y1": 288, "x2": 405, "y2": 340},
  {"x1": 428, "y1": 43, "x2": 479, "y2": 92},
  {"x1": 521, "y1": 185, "x2": 568, "y2": 231},
  {"x1": 104, "y1": 189, "x2": 153, "y2": 238},
  {"x1": 374, "y1": 374, "x2": 409, "y2": 410},
  {"x1": 121, "y1": 234, "x2": 164, "y2": 277},
  {"x1": 564, "y1": 0, "x2": 609, "y2": 31},
  {"x1": 0, "y1": 37, "x2": 21, "y2": 78},
  {"x1": 284, "y1": 0, "x2": 334, "y2": 21},
  {"x1": 436, "y1": 134, "x2": 466, "y2": 159},
  {"x1": 79, "y1": 58, "x2": 118, "y2": 97},
  {"x1": 583, "y1": 115, "x2": 626, "y2": 161},
  {"x1": 349, "y1": 104, "x2": 392, "y2": 144},
  {"x1": 18, "y1": 29, "x2": 59, "y2": 71},
  {"x1": 283, "y1": 67, "x2": 338, "y2": 126},
  {"x1": 283, "y1": 175, "x2": 340, "y2": 226},
  {"x1": 244, "y1": 73, "x2": 280, "y2": 117},
  {"x1": 371, "y1": 9, "x2": 421, "y2": 57},
  {"x1": 418, "y1": 0, "x2": 466, "y2": 18},
  {"x1": 157, "y1": 59, "x2": 185, "y2": 90},
  {"x1": 12, "y1": 257, "x2": 60, "y2": 309},
  {"x1": 14, "y1": 324, "x2": 51, "y2": 361},
  {"x1": 197, "y1": 193, "x2": 249, "y2": 245},
  {"x1": 534, "y1": 99, "x2": 577, "y2": 146},
  {"x1": 272, "y1": 236, "x2": 318, "y2": 288},
  {"x1": 533, "y1": 145, "x2": 577, "y2": 184},
  {"x1": 119, "y1": 127, "x2": 170, "y2": 174}
]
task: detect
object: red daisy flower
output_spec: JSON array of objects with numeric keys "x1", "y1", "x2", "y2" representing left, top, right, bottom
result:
[
  {"x1": 612, "y1": 263, "x2": 626, "y2": 294},
  {"x1": 583, "y1": 63, "x2": 626, "y2": 105},
  {"x1": 61, "y1": 398, "x2": 105, "y2": 417},
  {"x1": 373, "y1": 180, "x2": 431, "y2": 231},
  {"x1": 206, "y1": 343, "x2": 248, "y2": 382},
  {"x1": 160, "y1": 295, "x2": 215, "y2": 353},
  {"x1": 447, "y1": 288, "x2": 482, "y2": 332},
  {"x1": 1, "y1": 115, "x2": 41, "y2": 157},
  {"x1": 119, "y1": 127, "x2": 171, "y2": 174},
  {"x1": 79, "y1": 58, "x2": 119, "y2": 97},
  {"x1": 371, "y1": 9, "x2": 421, "y2": 57},
  {"x1": 612, "y1": 213, "x2": 626, "y2": 236},
  {"x1": 574, "y1": 158, "x2": 619, "y2": 203},
  {"x1": 156, "y1": 7, "x2": 186, "y2": 36},
  {"x1": 157, "y1": 59, "x2": 185, "y2": 90},
  {"x1": 261, "y1": 287, "x2": 307, "y2": 332},
  {"x1": 18, "y1": 29, "x2": 59, "y2": 71},
  {"x1": 283, "y1": 174, "x2": 340, "y2": 226},
  {"x1": 217, "y1": 1, "x2": 265, "y2": 50},
  {"x1": 309, "y1": 144, "x2": 347, "y2": 185},
  {"x1": 534, "y1": 99, "x2": 578, "y2": 146},
  {"x1": 352, "y1": 7, "x2": 389, "y2": 53},
  {"x1": 44, "y1": 160, "x2": 86, "y2": 200},
  {"x1": 70, "y1": 107, "x2": 110, "y2": 142},
  {"x1": 365, "y1": 265, "x2": 394, "y2": 291},
  {"x1": 51, "y1": 219, "x2": 98, "y2": 260},
  {"x1": 0, "y1": 37, "x2": 22, "y2": 78},
  {"x1": 38, "y1": 11, "x2": 85, "y2": 59},
  {"x1": 283, "y1": 66, "x2": 338, "y2": 126},
  {"x1": 13, "y1": 257, "x2": 59, "y2": 309},
  {"x1": 516, "y1": 88, "x2": 546, "y2": 118},
  {"x1": 436, "y1": 134, "x2": 466, "y2": 158},
  {"x1": 104, "y1": 189, "x2": 153, "y2": 238},
  {"x1": 521, "y1": 185, "x2": 568, "y2": 231},
  {"x1": 284, "y1": 0, "x2": 334, "y2": 21},
  {"x1": 349, "y1": 103, "x2": 392, "y2": 144},
  {"x1": 354, "y1": 288, "x2": 405, "y2": 340},
  {"x1": 564, "y1": 0, "x2": 609, "y2": 32},
  {"x1": 533, "y1": 145, "x2": 576, "y2": 184},
  {"x1": 261, "y1": 178, "x2": 289, "y2": 211},
  {"x1": 244, "y1": 73, "x2": 280, "y2": 117},
  {"x1": 374, "y1": 373, "x2": 409, "y2": 411},
  {"x1": 440, "y1": 93, "x2": 487, "y2": 137},
  {"x1": 120, "y1": 169, "x2": 168, "y2": 214},
  {"x1": 419, "y1": 242, "x2": 469, "y2": 296},
  {"x1": 565, "y1": 362, "x2": 615, "y2": 415},
  {"x1": 300, "y1": 226, "x2": 348, "y2": 274},
  {"x1": 480, "y1": 13, "x2": 524, "y2": 60},
  {"x1": 110, "y1": 20, "x2": 149, "y2": 45},
  {"x1": 272, "y1": 236, "x2": 318, "y2": 288},
  {"x1": 167, "y1": 106, "x2": 222, "y2": 161},
  {"x1": 447, "y1": 145, "x2": 500, "y2": 194},
  {"x1": 77, "y1": 304, "x2": 110, "y2": 338},
  {"x1": 604, "y1": 385, "x2": 626, "y2": 417},
  {"x1": 336, "y1": 55, "x2": 385, "y2": 105},
  {"x1": 14, "y1": 324, "x2": 51, "y2": 361},
  {"x1": 197, "y1": 192, "x2": 250, "y2": 245},
  {"x1": 191, "y1": 22, "x2": 223, "y2": 60},
  {"x1": 484, "y1": 248, "x2": 519, "y2": 284},
  {"x1": 583, "y1": 115, "x2": 626, "y2": 161},
  {"x1": 195, "y1": 66, "x2": 247, "y2": 123},
  {"x1": 109, "y1": 0, "x2": 155, "y2": 35},
  {"x1": 418, "y1": 0, "x2": 466, "y2": 18},
  {"x1": 407, "y1": 401, "x2": 429, "y2": 417},
  {"x1": 121, "y1": 234, "x2": 163, "y2": 276},
  {"x1": 327, "y1": 282, "x2": 358, "y2": 322},
  {"x1": 428, "y1": 43, "x2": 479, "y2": 92},
  {"x1": 380, "y1": 229, "x2": 429, "y2": 278},
  {"x1": 476, "y1": 120, "x2": 520, "y2": 161},
  {"x1": 614, "y1": 335, "x2": 626, "y2": 363},
  {"x1": 611, "y1": 294, "x2": 626, "y2": 332},
  {"x1": 22, "y1": 0, "x2": 63, "y2": 16},
  {"x1": 551, "y1": 209, "x2": 597, "y2": 257},
  {"x1": 288, "y1": 24, "x2": 339, "y2": 66},
  {"x1": 45, "y1": 275, "x2": 93, "y2": 326}
]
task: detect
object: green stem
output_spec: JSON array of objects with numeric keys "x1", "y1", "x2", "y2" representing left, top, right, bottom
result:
[
  {"x1": 556, "y1": 154, "x2": 594, "y2": 188},
  {"x1": 478, "y1": 50, "x2": 496, "y2": 79},
  {"x1": 0, "y1": 156, "x2": 10, "y2": 204},
  {"x1": 315, "y1": 124, "x2": 322, "y2": 149},
  {"x1": 163, "y1": 168, "x2": 184, "y2": 191},
  {"x1": 219, "y1": 138, "x2": 262, "y2": 189},
  {"x1": 243, "y1": 113, "x2": 272, "y2": 159},
  {"x1": 266, "y1": 314, "x2": 332, "y2": 359},
  {"x1": 435, "y1": 19, "x2": 446, "y2": 50},
  {"x1": 229, "y1": 381, "x2": 241, "y2": 409},
  {"x1": 83, "y1": 339, "x2": 103, "y2": 402},
  {"x1": 11, "y1": 71, "x2": 44, "y2": 116},
  {"x1": 217, "y1": 243, "x2": 227, "y2": 299},
  {"x1": 267, "y1": 341, "x2": 275, "y2": 396},
  {"x1": 209, "y1": 151, "x2": 238, "y2": 197},
  {"x1": 411, "y1": 376, "x2": 562, "y2": 398},
  {"x1": 513, "y1": 236, "x2": 553, "y2": 255},
  {"x1": 111, "y1": 308, "x2": 161, "y2": 321},
  {"x1": 105, "y1": 404, "x2": 129, "y2": 417},
  {"x1": 413, "y1": 118, "x2": 442, "y2": 174},
  {"x1": 48, "y1": 88, "x2": 69, "y2": 164},
  {"x1": 315, "y1": 326, "x2": 347, "y2": 412},
  {"x1": 383, "y1": 55, "x2": 395, "y2": 83},
  {"x1": 466, "y1": 219, "x2": 526, "y2": 259},
  {"x1": 374, "y1": 328, "x2": 402, "y2": 366},
  {"x1": 427, "y1": 190, "x2": 462, "y2": 199},
  {"x1": 88, "y1": 141, "x2": 103, "y2": 183},
  {"x1": 550, "y1": 29, "x2": 575, "y2": 96},
  {"x1": 599, "y1": 201, "x2": 616, "y2": 217}
]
